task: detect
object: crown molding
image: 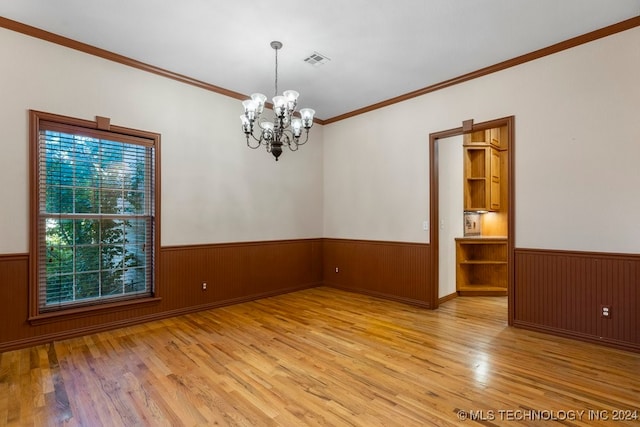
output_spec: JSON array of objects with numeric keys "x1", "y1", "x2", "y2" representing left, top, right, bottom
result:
[
  {"x1": 2, "y1": 15, "x2": 638, "y2": 126},
  {"x1": 323, "y1": 16, "x2": 640, "y2": 124}
]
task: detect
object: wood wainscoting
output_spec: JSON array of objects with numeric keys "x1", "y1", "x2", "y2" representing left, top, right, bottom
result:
[
  {"x1": 0, "y1": 254, "x2": 29, "y2": 347},
  {"x1": 514, "y1": 248, "x2": 640, "y2": 352},
  {"x1": 0, "y1": 239, "x2": 323, "y2": 352},
  {"x1": 3, "y1": 243, "x2": 640, "y2": 353},
  {"x1": 161, "y1": 239, "x2": 323, "y2": 308},
  {"x1": 322, "y1": 238, "x2": 432, "y2": 307}
]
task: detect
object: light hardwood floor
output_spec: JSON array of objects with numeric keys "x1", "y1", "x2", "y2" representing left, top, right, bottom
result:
[{"x1": 1, "y1": 287, "x2": 638, "y2": 426}]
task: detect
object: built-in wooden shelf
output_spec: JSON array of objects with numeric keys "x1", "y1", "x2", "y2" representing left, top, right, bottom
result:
[
  {"x1": 463, "y1": 129, "x2": 503, "y2": 212},
  {"x1": 456, "y1": 237, "x2": 507, "y2": 296}
]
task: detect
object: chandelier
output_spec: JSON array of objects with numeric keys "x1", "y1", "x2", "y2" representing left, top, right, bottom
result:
[{"x1": 240, "y1": 41, "x2": 315, "y2": 161}]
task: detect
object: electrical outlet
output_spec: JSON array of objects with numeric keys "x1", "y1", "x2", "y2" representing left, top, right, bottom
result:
[
  {"x1": 202, "y1": 282, "x2": 207, "y2": 291},
  {"x1": 335, "y1": 267, "x2": 339, "y2": 273},
  {"x1": 600, "y1": 305, "x2": 611, "y2": 319}
]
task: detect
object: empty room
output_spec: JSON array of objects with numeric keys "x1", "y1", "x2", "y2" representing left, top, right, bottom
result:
[{"x1": 1, "y1": 1, "x2": 639, "y2": 425}]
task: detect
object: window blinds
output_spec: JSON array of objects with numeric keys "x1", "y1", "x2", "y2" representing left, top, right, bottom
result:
[{"x1": 36, "y1": 121, "x2": 155, "y2": 311}]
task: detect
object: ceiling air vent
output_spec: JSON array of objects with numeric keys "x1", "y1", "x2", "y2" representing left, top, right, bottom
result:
[{"x1": 303, "y1": 51, "x2": 330, "y2": 67}]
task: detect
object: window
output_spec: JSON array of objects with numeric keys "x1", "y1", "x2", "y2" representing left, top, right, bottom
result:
[{"x1": 30, "y1": 111, "x2": 160, "y2": 319}]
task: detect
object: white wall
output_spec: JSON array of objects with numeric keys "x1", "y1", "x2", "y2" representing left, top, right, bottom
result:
[
  {"x1": 0, "y1": 28, "x2": 324, "y2": 254},
  {"x1": 324, "y1": 27, "x2": 640, "y2": 253},
  {"x1": 2, "y1": 25, "x2": 639, "y2": 255},
  {"x1": 437, "y1": 135, "x2": 463, "y2": 297}
]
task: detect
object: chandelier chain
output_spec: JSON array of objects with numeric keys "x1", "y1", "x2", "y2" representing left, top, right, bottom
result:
[{"x1": 274, "y1": 46, "x2": 278, "y2": 96}]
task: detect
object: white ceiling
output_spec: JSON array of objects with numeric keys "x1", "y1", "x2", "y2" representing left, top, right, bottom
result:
[{"x1": 1, "y1": 1, "x2": 639, "y2": 120}]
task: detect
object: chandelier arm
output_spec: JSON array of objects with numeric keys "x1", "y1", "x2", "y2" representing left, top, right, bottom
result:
[
  {"x1": 282, "y1": 133, "x2": 292, "y2": 149},
  {"x1": 246, "y1": 130, "x2": 268, "y2": 148},
  {"x1": 280, "y1": 131, "x2": 305, "y2": 152},
  {"x1": 246, "y1": 134, "x2": 262, "y2": 149},
  {"x1": 294, "y1": 129, "x2": 311, "y2": 147}
]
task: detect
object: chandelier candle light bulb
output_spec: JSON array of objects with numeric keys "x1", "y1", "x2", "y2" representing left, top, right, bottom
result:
[
  {"x1": 261, "y1": 122, "x2": 275, "y2": 141},
  {"x1": 240, "y1": 41, "x2": 315, "y2": 161},
  {"x1": 251, "y1": 93, "x2": 267, "y2": 114}
]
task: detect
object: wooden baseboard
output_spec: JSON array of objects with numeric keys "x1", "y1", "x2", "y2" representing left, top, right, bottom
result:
[
  {"x1": 3, "y1": 243, "x2": 640, "y2": 353},
  {"x1": 325, "y1": 282, "x2": 432, "y2": 309},
  {"x1": 0, "y1": 240, "x2": 323, "y2": 352},
  {"x1": 438, "y1": 292, "x2": 457, "y2": 304},
  {"x1": 0, "y1": 282, "x2": 321, "y2": 353},
  {"x1": 513, "y1": 320, "x2": 640, "y2": 353},
  {"x1": 457, "y1": 288, "x2": 507, "y2": 296}
]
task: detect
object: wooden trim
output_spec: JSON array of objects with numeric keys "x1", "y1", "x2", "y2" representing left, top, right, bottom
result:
[
  {"x1": 154, "y1": 134, "x2": 162, "y2": 302},
  {"x1": 0, "y1": 254, "x2": 30, "y2": 350},
  {"x1": 159, "y1": 238, "x2": 324, "y2": 305},
  {"x1": 319, "y1": 237, "x2": 428, "y2": 247},
  {"x1": 0, "y1": 17, "x2": 327, "y2": 126},
  {"x1": 162, "y1": 237, "x2": 324, "y2": 252},
  {"x1": 0, "y1": 17, "x2": 245, "y2": 100},
  {"x1": 429, "y1": 116, "x2": 515, "y2": 319},
  {"x1": 466, "y1": 117, "x2": 515, "y2": 323},
  {"x1": 324, "y1": 16, "x2": 640, "y2": 124},
  {"x1": 515, "y1": 246, "x2": 640, "y2": 260},
  {"x1": 1, "y1": 239, "x2": 323, "y2": 352},
  {"x1": 4, "y1": 242, "x2": 640, "y2": 353},
  {"x1": 29, "y1": 111, "x2": 39, "y2": 319},
  {"x1": 0, "y1": 253, "x2": 28, "y2": 261},
  {"x1": 327, "y1": 284, "x2": 431, "y2": 309},
  {"x1": 28, "y1": 296, "x2": 163, "y2": 326},
  {"x1": 507, "y1": 117, "x2": 515, "y2": 325},
  {"x1": 4, "y1": 16, "x2": 638, "y2": 126},
  {"x1": 28, "y1": 110, "x2": 162, "y2": 319},
  {"x1": 32, "y1": 110, "x2": 161, "y2": 141},
  {"x1": 0, "y1": 283, "x2": 318, "y2": 353},
  {"x1": 513, "y1": 320, "x2": 640, "y2": 354},
  {"x1": 438, "y1": 292, "x2": 457, "y2": 305},
  {"x1": 95, "y1": 116, "x2": 111, "y2": 131},
  {"x1": 514, "y1": 247, "x2": 640, "y2": 351},
  {"x1": 429, "y1": 127, "x2": 462, "y2": 310},
  {"x1": 429, "y1": 126, "x2": 468, "y2": 309},
  {"x1": 322, "y1": 238, "x2": 431, "y2": 308}
]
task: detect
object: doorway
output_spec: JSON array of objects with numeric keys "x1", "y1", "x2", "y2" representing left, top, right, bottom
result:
[{"x1": 429, "y1": 117, "x2": 515, "y2": 325}]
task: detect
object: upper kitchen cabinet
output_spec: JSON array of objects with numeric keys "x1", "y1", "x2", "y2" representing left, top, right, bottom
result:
[{"x1": 463, "y1": 128, "x2": 506, "y2": 212}]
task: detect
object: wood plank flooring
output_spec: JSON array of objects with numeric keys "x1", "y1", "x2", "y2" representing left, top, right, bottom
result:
[{"x1": 1, "y1": 287, "x2": 638, "y2": 426}]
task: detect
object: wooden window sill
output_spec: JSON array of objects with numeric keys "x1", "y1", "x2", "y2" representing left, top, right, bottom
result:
[{"x1": 28, "y1": 296, "x2": 162, "y2": 326}]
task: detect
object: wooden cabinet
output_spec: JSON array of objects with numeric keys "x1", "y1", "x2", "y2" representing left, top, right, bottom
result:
[
  {"x1": 465, "y1": 129, "x2": 501, "y2": 148},
  {"x1": 455, "y1": 237, "x2": 507, "y2": 296},
  {"x1": 463, "y1": 130, "x2": 502, "y2": 212},
  {"x1": 489, "y1": 148, "x2": 501, "y2": 210}
]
